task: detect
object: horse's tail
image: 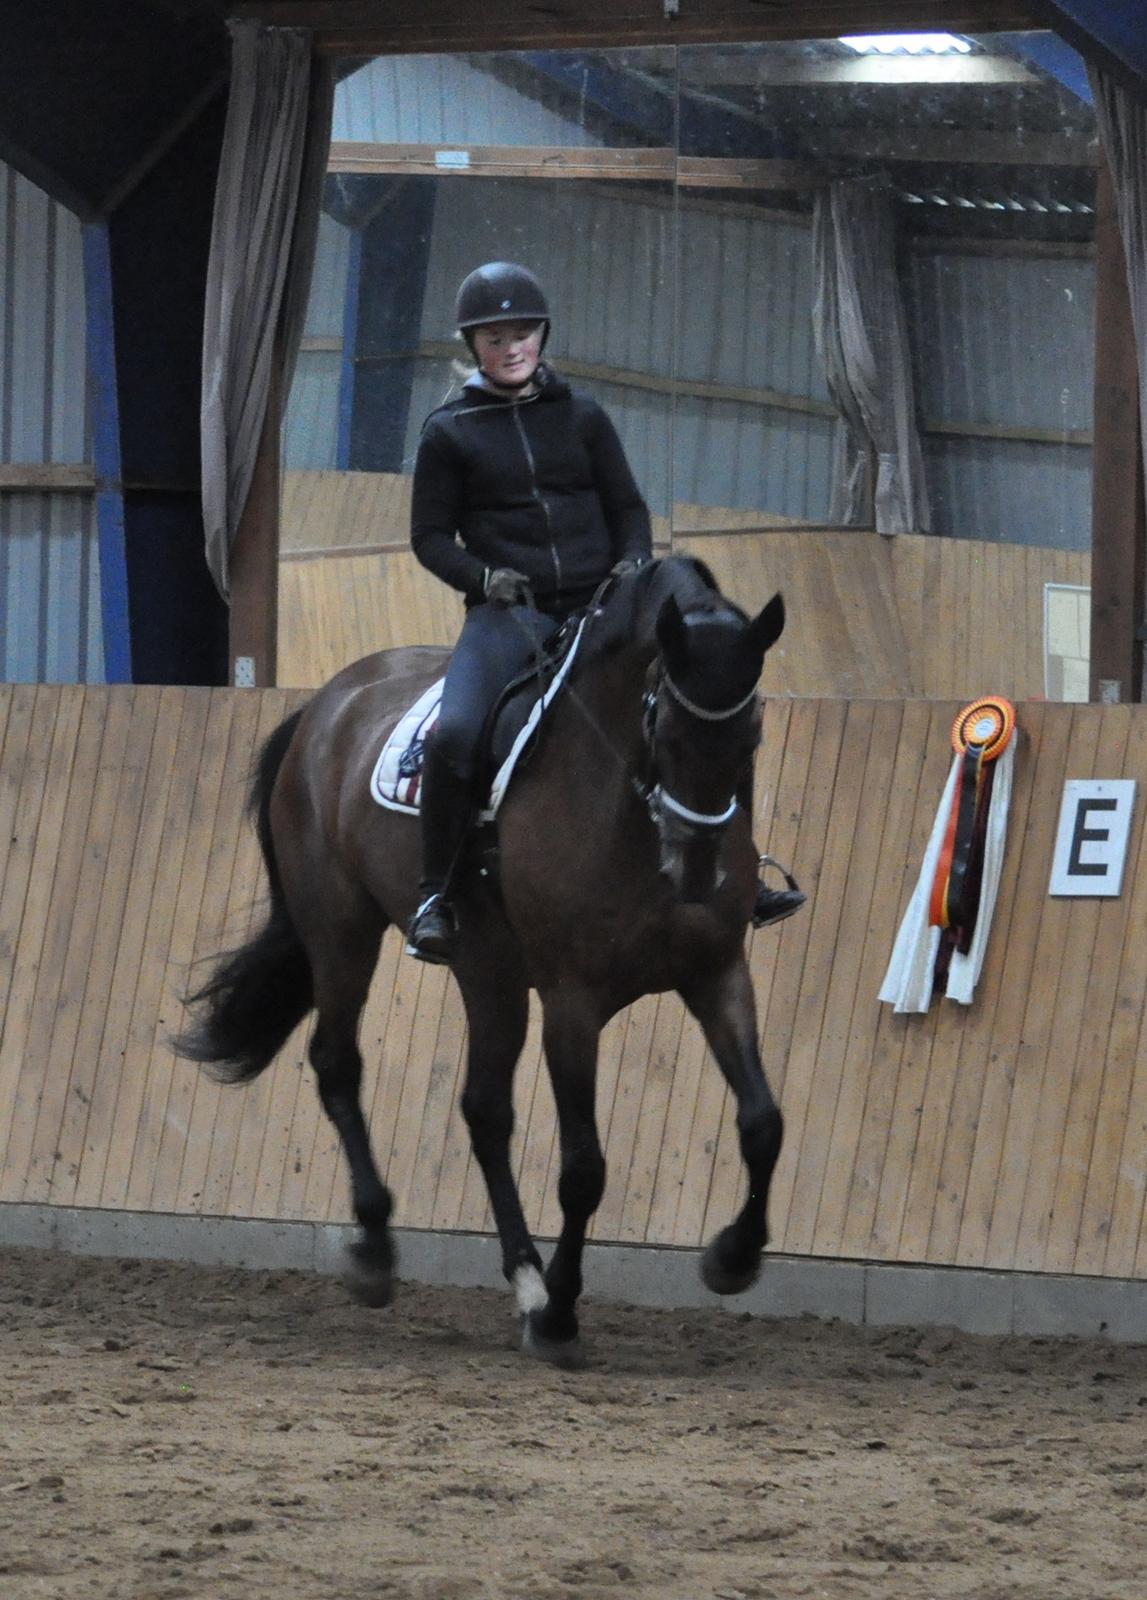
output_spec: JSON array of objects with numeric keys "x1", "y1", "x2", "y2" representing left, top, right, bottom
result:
[{"x1": 174, "y1": 707, "x2": 314, "y2": 1084}]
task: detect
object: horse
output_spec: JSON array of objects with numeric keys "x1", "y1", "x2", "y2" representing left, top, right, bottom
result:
[{"x1": 176, "y1": 554, "x2": 787, "y2": 1367}]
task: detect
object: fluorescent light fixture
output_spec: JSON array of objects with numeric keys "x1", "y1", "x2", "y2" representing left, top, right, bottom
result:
[{"x1": 839, "y1": 34, "x2": 972, "y2": 55}]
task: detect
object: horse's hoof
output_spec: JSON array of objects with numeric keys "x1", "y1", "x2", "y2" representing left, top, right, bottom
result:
[
  {"x1": 343, "y1": 1240, "x2": 397, "y2": 1308},
  {"x1": 522, "y1": 1312, "x2": 586, "y2": 1370},
  {"x1": 700, "y1": 1236, "x2": 761, "y2": 1297}
]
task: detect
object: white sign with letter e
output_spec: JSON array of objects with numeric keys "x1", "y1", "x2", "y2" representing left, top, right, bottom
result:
[{"x1": 1049, "y1": 779, "x2": 1136, "y2": 897}]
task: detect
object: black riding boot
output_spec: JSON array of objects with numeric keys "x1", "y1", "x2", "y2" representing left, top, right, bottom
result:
[
  {"x1": 405, "y1": 748, "x2": 473, "y2": 964},
  {"x1": 737, "y1": 767, "x2": 806, "y2": 929}
]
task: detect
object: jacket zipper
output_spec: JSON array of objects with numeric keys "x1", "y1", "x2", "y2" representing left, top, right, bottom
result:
[{"x1": 510, "y1": 402, "x2": 562, "y2": 595}]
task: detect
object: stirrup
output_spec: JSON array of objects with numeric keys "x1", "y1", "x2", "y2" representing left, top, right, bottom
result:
[
  {"x1": 405, "y1": 893, "x2": 458, "y2": 964},
  {"x1": 752, "y1": 855, "x2": 806, "y2": 929}
]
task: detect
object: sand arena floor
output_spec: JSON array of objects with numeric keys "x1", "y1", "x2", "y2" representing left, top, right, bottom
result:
[{"x1": 1, "y1": 1246, "x2": 1145, "y2": 1600}]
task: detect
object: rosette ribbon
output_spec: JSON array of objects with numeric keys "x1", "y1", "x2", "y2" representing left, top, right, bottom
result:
[{"x1": 880, "y1": 697, "x2": 1017, "y2": 1014}]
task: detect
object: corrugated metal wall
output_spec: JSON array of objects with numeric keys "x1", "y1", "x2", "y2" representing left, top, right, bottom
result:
[
  {"x1": 333, "y1": 54, "x2": 616, "y2": 147},
  {"x1": 906, "y1": 249, "x2": 1094, "y2": 550},
  {"x1": 674, "y1": 201, "x2": 833, "y2": 522},
  {"x1": 283, "y1": 211, "x2": 352, "y2": 471},
  {"x1": 0, "y1": 161, "x2": 104, "y2": 683},
  {"x1": 0, "y1": 495, "x2": 103, "y2": 681}
]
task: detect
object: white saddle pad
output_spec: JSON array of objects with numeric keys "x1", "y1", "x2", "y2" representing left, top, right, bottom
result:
[{"x1": 370, "y1": 618, "x2": 586, "y2": 818}]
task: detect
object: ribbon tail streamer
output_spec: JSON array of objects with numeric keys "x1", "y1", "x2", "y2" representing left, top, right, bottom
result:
[
  {"x1": 879, "y1": 757, "x2": 959, "y2": 1014},
  {"x1": 879, "y1": 738, "x2": 1015, "y2": 1014}
]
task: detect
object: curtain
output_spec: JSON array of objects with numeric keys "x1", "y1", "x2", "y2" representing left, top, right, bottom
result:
[
  {"x1": 812, "y1": 178, "x2": 931, "y2": 535},
  {"x1": 201, "y1": 21, "x2": 333, "y2": 599}
]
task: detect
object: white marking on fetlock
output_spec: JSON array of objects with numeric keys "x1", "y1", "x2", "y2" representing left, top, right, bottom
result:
[{"x1": 513, "y1": 1264, "x2": 548, "y2": 1316}]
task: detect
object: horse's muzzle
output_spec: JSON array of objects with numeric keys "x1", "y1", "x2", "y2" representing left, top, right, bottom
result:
[{"x1": 649, "y1": 787, "x2": 733, "y2": 903}]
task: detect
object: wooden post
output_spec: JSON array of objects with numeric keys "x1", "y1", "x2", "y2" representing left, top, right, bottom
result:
[
  {"x1": 227, "y1": 339, "x2": 281, "y2": 687},
  {"x1": 1090, "y1": 156, "x2": 1146, "y2": 704}
]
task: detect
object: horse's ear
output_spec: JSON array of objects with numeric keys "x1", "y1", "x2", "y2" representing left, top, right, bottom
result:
[
  {"x1": 745, "y1": 592, "x2": 785, "y2": 665},
  {"x1": 656, "y1": 595, "x2": 689, "y2": 672}
]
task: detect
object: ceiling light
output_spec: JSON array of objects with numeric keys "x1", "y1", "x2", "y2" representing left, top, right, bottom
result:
[{"x1": 839, "y1": 34, "x2": 972, "y2": 56}]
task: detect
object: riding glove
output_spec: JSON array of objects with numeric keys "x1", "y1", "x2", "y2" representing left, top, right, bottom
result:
[{"x1": 484, "y1": 567, "x2": 533, "y2": 607}]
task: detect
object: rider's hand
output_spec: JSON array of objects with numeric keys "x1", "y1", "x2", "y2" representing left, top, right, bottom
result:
[
  {"x1": 611, "y1": 557, "x2": 645, "y2": 579},
  {"x1": 484, "y1": 567, "x2": 532, "y2": 607}
]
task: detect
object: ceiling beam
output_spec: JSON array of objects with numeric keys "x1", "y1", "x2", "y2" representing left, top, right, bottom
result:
[
  {"x1": 230, "y1": 2, "x2": 1040, "y2": 57},
  {"x1": 326, "y1": 138, "x2": 1094, "y2": 185},
  {"x1": 327, "y1": 140, "x2": 677, "y2": 180}
]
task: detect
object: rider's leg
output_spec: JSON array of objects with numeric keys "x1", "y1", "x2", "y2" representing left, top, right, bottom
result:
[
  {"x1": 736, "y1": 764, "x2": 806, "y2": 930},
  {"x1": 407, "y1": 603, "x2": 558, "y2": 962},
  {"x1": 406, "y1": 740, "x2": 474, "y2": 963}
]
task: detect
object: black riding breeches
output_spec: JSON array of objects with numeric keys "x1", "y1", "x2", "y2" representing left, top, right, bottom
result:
[{"x1": 432, "y1": 602, "x2": 560, "y2": 785}]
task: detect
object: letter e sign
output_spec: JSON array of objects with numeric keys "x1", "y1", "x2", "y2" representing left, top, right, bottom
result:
[{"x1": 1049, "y1": 780, "x2": 1136, "y2": 897}]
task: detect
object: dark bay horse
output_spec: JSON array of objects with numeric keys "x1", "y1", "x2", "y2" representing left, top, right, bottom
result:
[{"x1": 177, "y1": 555, "x2": 786, "y2": 1366}]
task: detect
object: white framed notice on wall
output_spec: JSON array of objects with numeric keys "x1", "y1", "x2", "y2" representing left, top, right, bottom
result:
[{"x1": 1049, "y1": 780, "x2": 1137, "y2": 897}]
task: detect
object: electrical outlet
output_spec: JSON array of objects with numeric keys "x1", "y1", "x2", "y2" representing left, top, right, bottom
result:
[{"x1": 234, "y1": 656, "x2": 256, "y2": 688}]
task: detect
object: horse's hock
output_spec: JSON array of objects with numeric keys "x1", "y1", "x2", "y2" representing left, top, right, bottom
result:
[{"x1": 3, "y1": 682, "x2": 1147, "y2": 1340}]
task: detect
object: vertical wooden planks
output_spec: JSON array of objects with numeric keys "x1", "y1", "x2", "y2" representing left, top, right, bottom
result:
[
  {"x1": 1002, "y1": 707, "x2": 1107, "y2": 1273},
  {"x1": 7, "y1": 686, "x2": 1147, "y2": 1293},
  {"x1": 954, "y1": 705, "x2": 1067, "y2": 1266},
  {"x1": 862, "y1": 702, "x2": 955, "y2": 1259},
  {"x1": 766, "y1": 698, "x2": 848, "y2": 1248},
  {"x1": 1, "y1": 688, "x2": 109, "y2": 1201},
  {"x1": 1082, "y1": 718, "x2": 1147, "y2": 1276},
  {"x1": 778, "y1": 701, "x2": 879, "y2": 1256},
  {"x1": 837, "y1": 699, "x2": 941, "y2": 1258},
  {"x1": 808, "y1": 699, "x2": 908, "y2": 1258},
  {"x1": 1026, "y1": 707, "x2": 1133, "y2": 1275},
  {"x1": 0, "y1": 687, "x2": 86, "y2": 1200},
  {"x1": 22, "y1": 688, "x2": 141, "y2": 1203}
]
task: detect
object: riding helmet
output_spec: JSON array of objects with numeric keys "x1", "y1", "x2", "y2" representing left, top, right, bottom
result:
[{"x1": 455, "y1": 262, "x2": 550, "y2": 350}]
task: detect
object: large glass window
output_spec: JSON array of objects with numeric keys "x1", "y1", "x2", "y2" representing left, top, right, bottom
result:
[
  {"x1": 282, "y1": 33, "x2": 1098, "y2": 693},
  {"x1": 289, "y1": 34, "x2": 1096, "y2": 551}
]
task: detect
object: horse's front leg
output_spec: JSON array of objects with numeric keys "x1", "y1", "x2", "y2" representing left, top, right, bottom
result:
[
  {"x1": 452, "y1": 948, "x2": 547, "y2": 1318},
  {"x1": 524, "y1": 988, "x2": 606, "y2": 1368},
  {"x1": 681, "y1": 957, "x2": 783, "y2": 1294}
]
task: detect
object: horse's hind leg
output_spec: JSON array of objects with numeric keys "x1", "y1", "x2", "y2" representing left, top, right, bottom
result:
[
  {"x1": 452, "y1": 944, "x2": 548, "y2": 1321},
  {"x1": 681, "y1": 958, "x2": 783, "y2": 1295},
  {"x1": 306, "y1": 895, "x2": 395, "y2": 1306}
]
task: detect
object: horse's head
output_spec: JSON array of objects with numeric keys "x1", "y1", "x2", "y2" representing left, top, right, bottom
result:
[{"x1": 646, "y1": 587, "x2": 785, "y2": 902}]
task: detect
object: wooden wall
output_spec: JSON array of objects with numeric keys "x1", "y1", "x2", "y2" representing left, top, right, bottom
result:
[
  {"x1": 278, "y1": 471, "x2": 1089, "y2": 700},
  {"x1": 2, "y1": 684, "x2": 1146, "y2": 1282}
]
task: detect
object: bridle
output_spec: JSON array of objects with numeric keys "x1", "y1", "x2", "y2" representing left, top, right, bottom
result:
[
  {"x1": 505, "y1": 579, "x2": 758, "y2": 843},
  {"x1": 640, "y1": 660, "x2": 758, "y2": 836}
]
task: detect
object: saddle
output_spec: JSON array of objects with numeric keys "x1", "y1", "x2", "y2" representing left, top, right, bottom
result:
[{"x1": 370, "y1": 614, "x2": 587, "y2": 818}]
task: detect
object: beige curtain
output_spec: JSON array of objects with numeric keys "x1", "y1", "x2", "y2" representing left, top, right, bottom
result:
[
  {"x1": 813, "y1": 178, "x2": 931, "y2": 535},
  {"x1": 201, "y1": 20, "x2": 333, "y2": 599}
]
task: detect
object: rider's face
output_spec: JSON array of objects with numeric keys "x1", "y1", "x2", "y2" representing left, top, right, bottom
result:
[{"x1": 471, "y1": 321, "x2": 544, "y2": 388}]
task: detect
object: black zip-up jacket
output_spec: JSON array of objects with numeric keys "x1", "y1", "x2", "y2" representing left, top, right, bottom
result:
[{"x1": 410, "y1": 365, "x2": 653, "y2": 616}]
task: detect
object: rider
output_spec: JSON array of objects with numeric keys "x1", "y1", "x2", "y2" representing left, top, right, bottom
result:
[{"x1": 405, "y1": 261, "x2": 804, "y2": 963}]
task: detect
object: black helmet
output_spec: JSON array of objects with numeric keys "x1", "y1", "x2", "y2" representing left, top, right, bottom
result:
[{"x1": 455, "y1": 262, "x2": 550, "y2": 335}]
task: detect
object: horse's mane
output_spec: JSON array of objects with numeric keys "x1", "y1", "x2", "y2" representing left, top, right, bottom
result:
[{"x1": 586, "y1": 554, "x2": 746, "y2": 662}]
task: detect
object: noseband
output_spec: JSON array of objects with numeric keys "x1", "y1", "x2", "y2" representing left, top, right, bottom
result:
[{"x1": 642, "y1": 665, "x2": 757, "y2": 835}]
